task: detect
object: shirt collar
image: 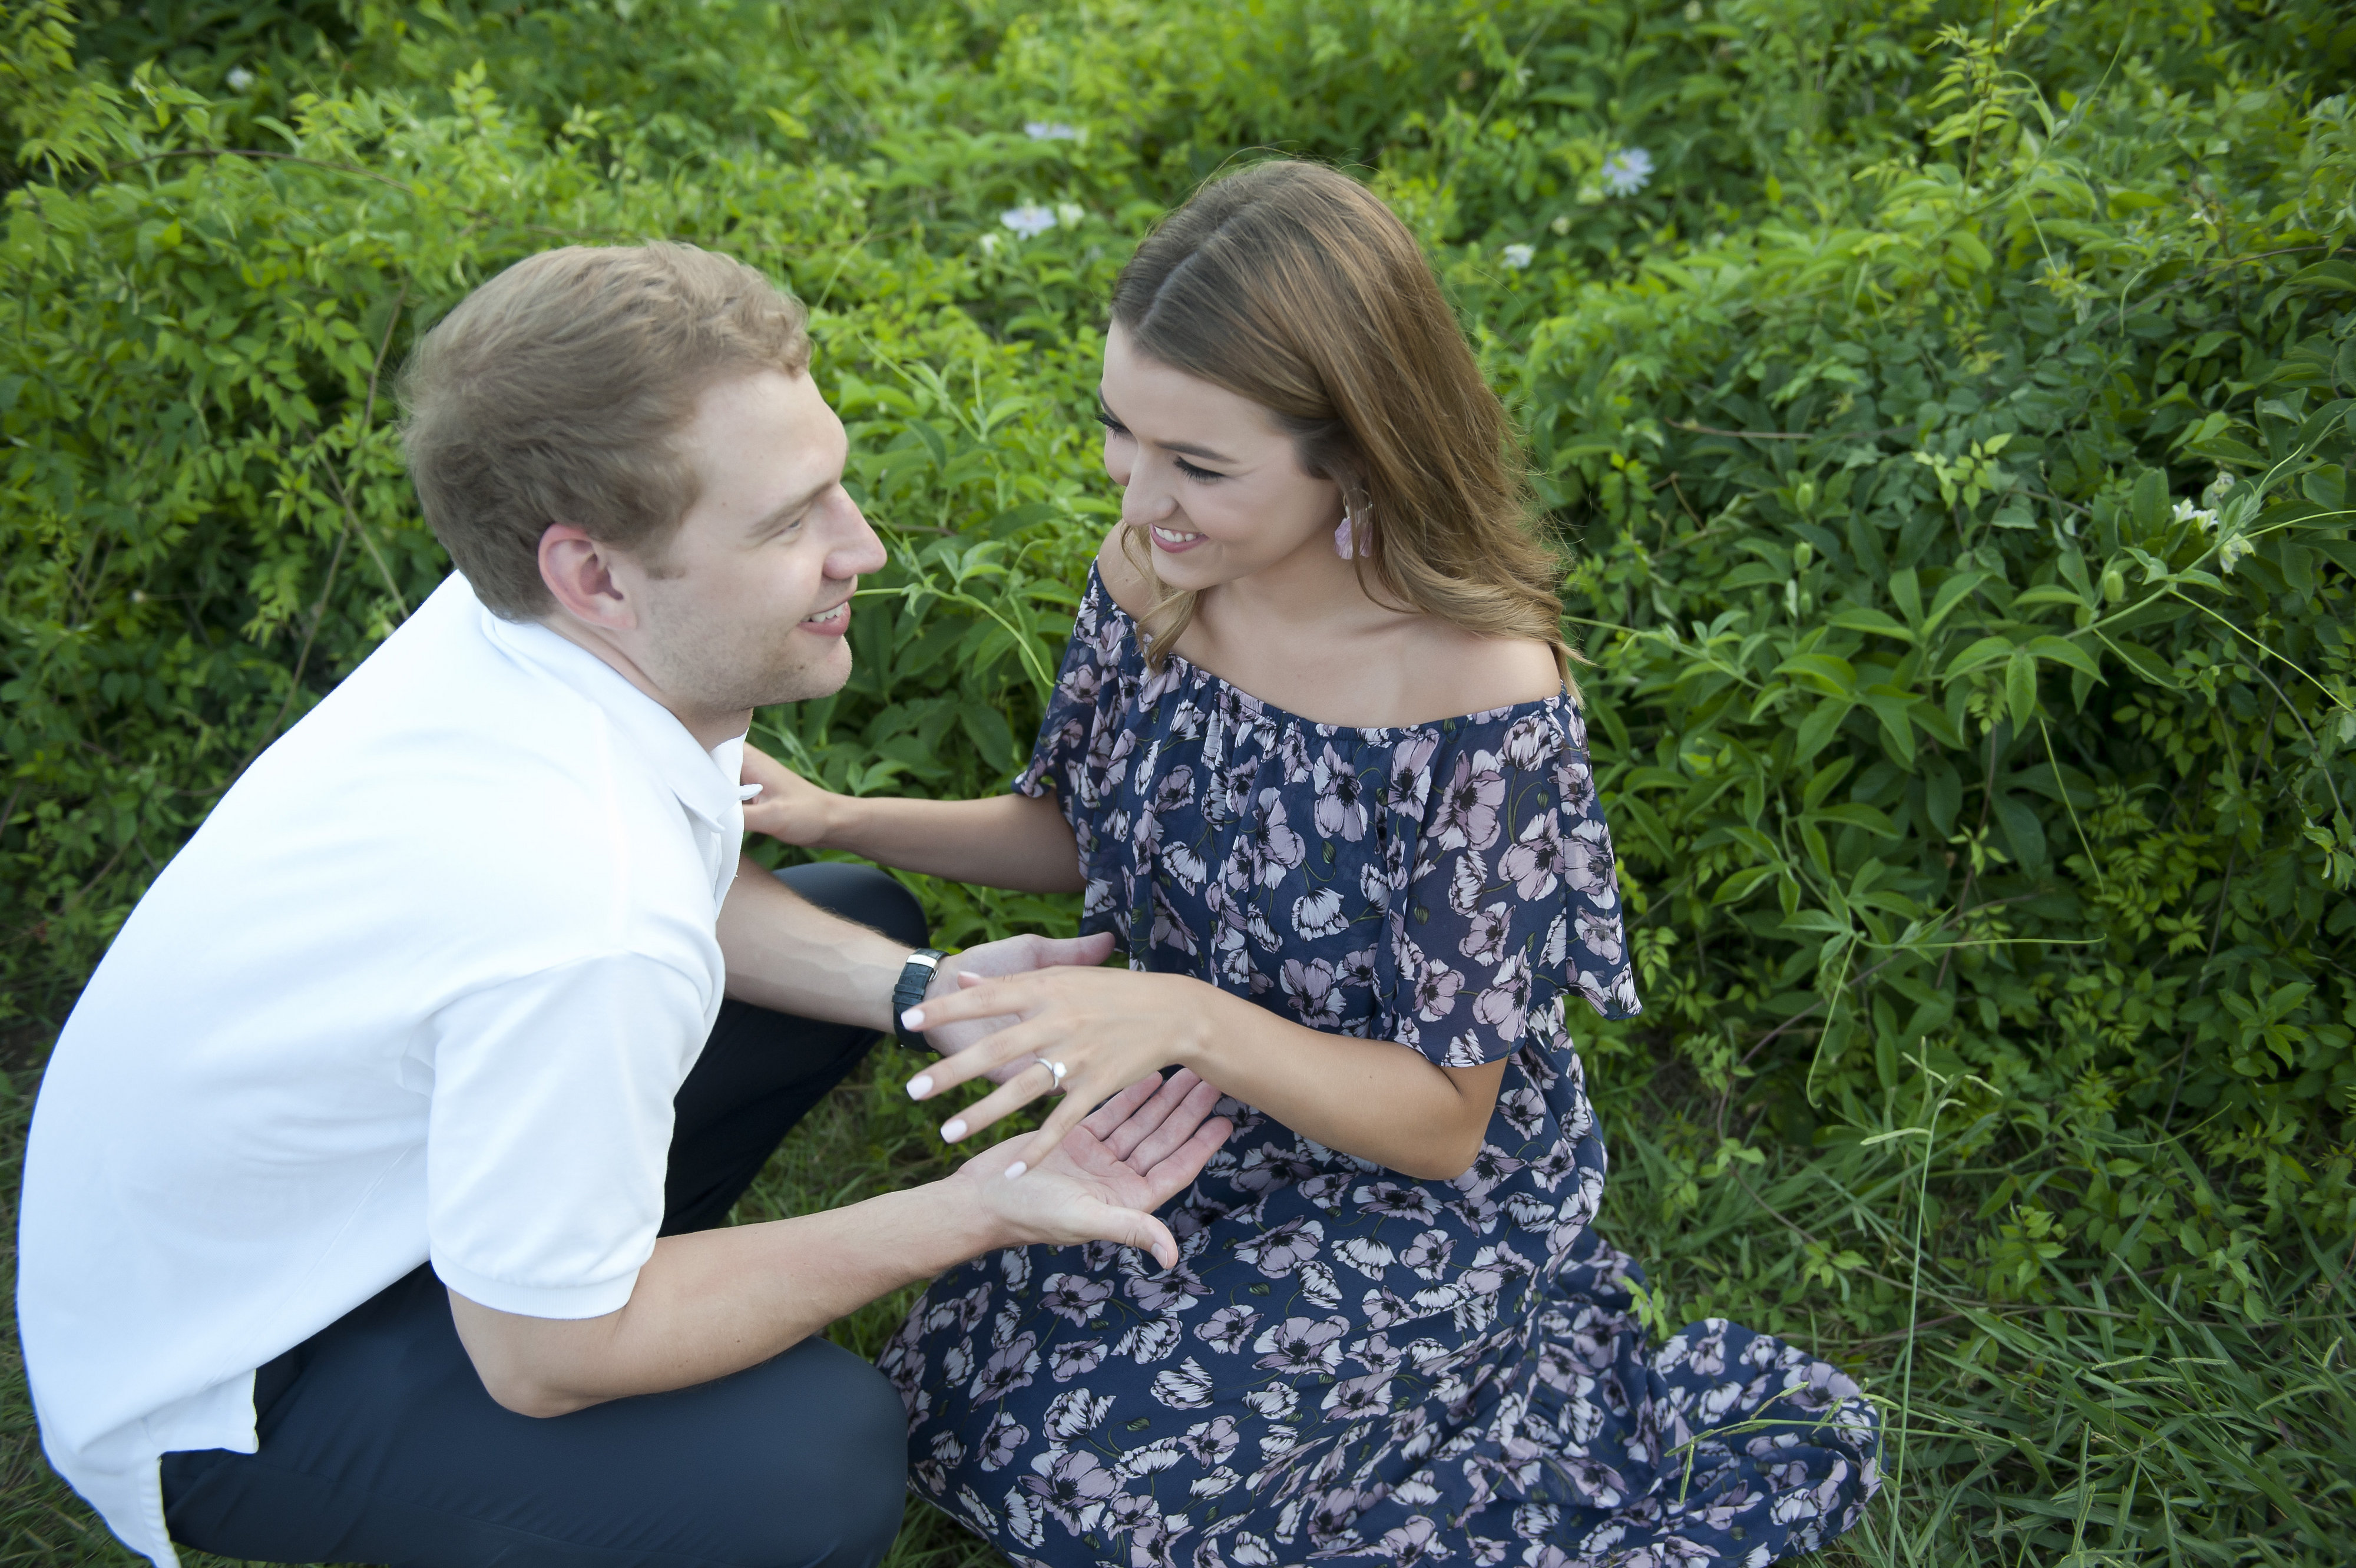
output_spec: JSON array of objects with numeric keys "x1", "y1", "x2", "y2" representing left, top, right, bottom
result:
[{"x1": 475, "y1": 597, "x2": 746, "y2": 833}]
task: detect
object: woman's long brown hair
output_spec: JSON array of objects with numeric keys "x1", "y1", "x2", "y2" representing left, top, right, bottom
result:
[{"x1": 1111, "y1": 158, "x2": 1577, "y2": 701}]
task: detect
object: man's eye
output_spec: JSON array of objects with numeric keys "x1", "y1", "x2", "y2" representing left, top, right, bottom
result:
[{"x1": 1174, "y1": 457, "x2": 1223, "y2": 482}]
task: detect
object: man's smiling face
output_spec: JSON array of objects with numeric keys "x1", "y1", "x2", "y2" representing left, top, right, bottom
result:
[{"x1": 621, "y1": 367, "x2": 886, "y2": 720}]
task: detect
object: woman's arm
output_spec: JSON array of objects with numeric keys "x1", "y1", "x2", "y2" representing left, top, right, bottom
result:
[
  {"x1": 902, "y1": 968, "x2": 1507, "y2": 1181},
  {"x1": 740, "y1": 743, "x2": 1083, "y2": 894}
]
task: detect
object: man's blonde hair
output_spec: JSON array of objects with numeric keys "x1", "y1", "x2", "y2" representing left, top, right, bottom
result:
[{"x1": 399, "y1": 242, "x2": 810, "y2": 618}]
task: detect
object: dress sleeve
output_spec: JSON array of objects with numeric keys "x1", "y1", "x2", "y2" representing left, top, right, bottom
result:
[
  {"x1": 1381, "y1": 707, "x2": 1641, "y2": 1068},
  {"x1": 1013, "y1": 567, "x2": 1123, "y2": 811}
]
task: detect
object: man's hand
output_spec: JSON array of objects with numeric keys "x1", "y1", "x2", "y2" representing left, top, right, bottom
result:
[
  {"x1": 951, "y1": 1069, "x2": 1230, "y2": 1269},
  {"x1": 917, "y1": 932, "x2": 1116, "y2": 1077},
  {"x1": 448, "y1": 1066, "x2": 1230, "y2": 1418},
  {"x1": 739, "y1": 743, "x2": 842, "y2": 848}
]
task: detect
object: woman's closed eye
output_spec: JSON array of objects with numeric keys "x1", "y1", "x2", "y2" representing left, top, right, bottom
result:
[{"x1": 1096, "y1": 408, "x2": 1225, "y2": 483}]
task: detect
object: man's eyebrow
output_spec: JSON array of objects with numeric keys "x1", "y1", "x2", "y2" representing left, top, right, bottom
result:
[
  {"x1": 748, "y1": 478, "x2": 831, "y2": 538},
  {"x1": 1097, "y1": 390, "x2": 1237, "y2": 466}
]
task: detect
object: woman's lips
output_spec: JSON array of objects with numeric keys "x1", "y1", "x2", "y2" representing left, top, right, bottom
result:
[{"x1": 1151, "y1": 524, "x2": 1208, "y2": 554}]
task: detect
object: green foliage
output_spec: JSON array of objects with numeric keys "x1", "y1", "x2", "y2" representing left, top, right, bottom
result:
[{"x1": 4, "y1": 0, "x2": 2355, "y2": 1562}]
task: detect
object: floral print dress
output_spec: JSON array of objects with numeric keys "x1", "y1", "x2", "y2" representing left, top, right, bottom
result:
[{"x1": 881, "y1": 568, "x2": 1881, "y2": 1568}]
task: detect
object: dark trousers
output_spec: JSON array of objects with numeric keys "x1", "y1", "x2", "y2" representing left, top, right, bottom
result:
[{"x1": 161, "y1": 863, "x2": 926, "y2": 1568}]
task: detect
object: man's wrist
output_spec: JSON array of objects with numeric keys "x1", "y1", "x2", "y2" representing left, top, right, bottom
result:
[{"x1": 891, "y1": 948, "x2": 947, "y2": 1050}]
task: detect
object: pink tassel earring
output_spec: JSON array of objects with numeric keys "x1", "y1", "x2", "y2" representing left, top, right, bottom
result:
[{"x1": 1333, "y1": 509, "x2": 1359, "y2": 560}]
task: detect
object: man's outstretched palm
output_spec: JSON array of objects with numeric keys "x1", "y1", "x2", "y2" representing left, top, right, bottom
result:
[{"x1": 958, "y1": 1069, "x2": 1231, "y2": 1271}]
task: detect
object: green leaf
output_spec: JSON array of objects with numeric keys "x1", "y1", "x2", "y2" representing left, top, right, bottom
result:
[
  {"x1": 2026, "y1": 634, "x2": 2102, "y2": 682},
  {"x1": 1924, "y1": 570, "x2": 1990, "y2": 636},
  {"x1": 1775, "y1": 652, "x2": 1857, "y2": 696},
  {"x1": 1888, "y1": 566, "x2": 1923, "y2": 626},
  {"x1": 1828, "y1": 607, "x2": 1915, "y2": 641},
  {"x1": 1793, "y1": 698, "x2": 1852, "y2": 766},
  {"x1": 2005, "y1": 648, "x2": 2039, "y2": 732},
  {"x1": 2130, "y1": 468, "x2": 2169, "y2": 534}
]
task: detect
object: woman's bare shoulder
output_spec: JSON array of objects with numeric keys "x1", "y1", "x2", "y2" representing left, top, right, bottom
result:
[
  {"x1": 1401, "y1": 623, "x2": 1563, "y2": 720},
  {"x1": 1094, "y1": 525, "x2": 1152, "y2": 619}
]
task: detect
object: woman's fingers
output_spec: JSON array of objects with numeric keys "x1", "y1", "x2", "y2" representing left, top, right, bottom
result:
[
  {"x1": 937, "y1": 1057, "x2": 1076, "y2": 1146},
  {"x1": 899, "y1": 972, "x2": 1035, "y2": 1034},
  {"x1": 905, "y1": 1017, "x2": 1061, "y2": 1101}
]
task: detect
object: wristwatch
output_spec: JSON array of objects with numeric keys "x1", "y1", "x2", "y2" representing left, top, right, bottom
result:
[{"x1": 892, "y1": 948, "x2": 947, "y2": 1051}]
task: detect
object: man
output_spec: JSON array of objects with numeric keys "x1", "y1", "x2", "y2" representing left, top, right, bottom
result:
[{"x1": 16, "y1": 242, "x2": 1229, "y2": 1568}]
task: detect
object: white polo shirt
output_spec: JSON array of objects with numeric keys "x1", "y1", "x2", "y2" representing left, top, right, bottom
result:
[{"x1": 16, "y1": 574, "x2": 755, "y2": 1567}]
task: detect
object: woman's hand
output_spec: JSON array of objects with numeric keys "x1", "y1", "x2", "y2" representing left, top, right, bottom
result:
[
  {"x1": 955, "y1": 1069, "x2": 1232, "y2": 1269},
  {"x1": 739, "y1": 743, "x2": 842, "y2": 848},
  {"x1": 918, "y1": 931, "x2": 1116, "y2": 1080},
  {"x1": 901, "y1": 964, "x2": 1226, "y2": 1172}
]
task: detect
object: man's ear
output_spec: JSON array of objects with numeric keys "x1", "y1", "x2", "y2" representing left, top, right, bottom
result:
[{"x1": 538, "y1": 524, "x2": 636, "y2": 631}]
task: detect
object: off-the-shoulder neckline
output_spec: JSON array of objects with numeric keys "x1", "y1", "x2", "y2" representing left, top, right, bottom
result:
[{"x1": 1083, "y1": 563, "x2": 1575, "y2": 740}]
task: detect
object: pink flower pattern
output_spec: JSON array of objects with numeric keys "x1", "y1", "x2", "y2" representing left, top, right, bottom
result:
[{"x1": 882, "y1": 569, "x2": 1879, "y2": 1566}]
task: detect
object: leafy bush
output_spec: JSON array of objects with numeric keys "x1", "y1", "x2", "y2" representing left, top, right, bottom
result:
[{"x1": 5, "y1": 0, "x2": 2355, "y2": 1562}]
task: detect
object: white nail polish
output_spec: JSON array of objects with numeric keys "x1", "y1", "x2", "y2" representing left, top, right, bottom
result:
[
  {"x1": 907, "y1": 1074, "x2": 933, "y2": 1099},
  {"x1": 942, "y1": 1118, "x2": 967, "y2": 1140},
  {"x1": 1004, "y1": 1162, "x2": 1027, "y2": 1179},
  {"x1": 900, "y1": 1007, "x2": 924, "y2": 1030}
]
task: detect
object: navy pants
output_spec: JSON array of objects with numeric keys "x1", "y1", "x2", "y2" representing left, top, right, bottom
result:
[{"x1": 161, "y1": 864, "x2": 926, "y2": 1568}]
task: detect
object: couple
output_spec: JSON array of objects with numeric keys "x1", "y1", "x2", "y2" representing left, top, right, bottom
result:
[{"x1": 17, "y1": 161, "x2": 1877, "y2": 1568}]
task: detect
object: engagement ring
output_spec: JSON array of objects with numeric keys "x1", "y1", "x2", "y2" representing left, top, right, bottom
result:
[{"x1": 1037, "y1": 1058, "x2": 1068, "y2": 1089}]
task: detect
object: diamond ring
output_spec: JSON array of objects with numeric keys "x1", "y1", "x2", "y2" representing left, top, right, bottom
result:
[{"x1": 1037, "y1": 1058, "x2": 1069, "y2": 1089}]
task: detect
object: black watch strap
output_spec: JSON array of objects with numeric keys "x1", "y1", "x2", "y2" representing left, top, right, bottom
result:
[{"x1": 892, "y1": 948, "x2": 948, "y2": 1050}]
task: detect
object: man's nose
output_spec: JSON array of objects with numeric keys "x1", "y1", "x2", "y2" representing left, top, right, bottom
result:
[{"x1": 826, "y1": 490, "x2": 889, "y2": 577}]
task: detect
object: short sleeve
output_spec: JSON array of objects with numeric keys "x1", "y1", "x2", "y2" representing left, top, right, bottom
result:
[
  {"x1": 1382, "y1": 710, "x2": 1640, "y2": 1068},
  {"x1": 425, "y1": 954, "x2": 708, "y2": 1318},
  {"x1": 1014, "y1": 568, "x2": 1125, "y2": 811}
]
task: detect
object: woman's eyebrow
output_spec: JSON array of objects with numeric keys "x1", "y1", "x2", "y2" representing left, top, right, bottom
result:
[{"x1": 1096, "y1": 390, "x2": 1236, "y2": 465}]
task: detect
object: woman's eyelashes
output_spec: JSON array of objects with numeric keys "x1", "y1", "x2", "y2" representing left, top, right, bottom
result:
[{"x1": 1096, "y1": 407, "x2": 1225, "y2": 483}]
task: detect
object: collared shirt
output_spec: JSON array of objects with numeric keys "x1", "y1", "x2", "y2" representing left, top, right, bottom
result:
[{"x1": 16, "y1": 575, "x2": 749, "y2": 1567}]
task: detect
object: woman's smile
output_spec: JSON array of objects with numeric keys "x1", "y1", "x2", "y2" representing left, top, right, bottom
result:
[{"x1": 1149, "y1": 522, "x2": 1209, "y2": 553}]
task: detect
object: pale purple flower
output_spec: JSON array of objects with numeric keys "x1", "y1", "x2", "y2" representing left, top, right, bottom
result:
[
  {"x1": 1196, "y1": 1304, "x2": 1260, "y2": 1354},
  {"x1": 1498, "y1": 810, "x2": 1566, "y2": 901},
  {"x1": 1023, "y1": 1447, "x2": 1118, "y2": 1534},
  {"x1": 1000, "y1": 204, "x2": 1058, "y2": 237},
  {"x1": 979, "y1": 1412, "x2": 1028, "y2": 1471},
  {"x1": 1041, "y1": 1271, "x2": 1113, "y2": 1325},
  {"x1": 1023, "y1": 120, "x2": 1081, "y2": 141},
  {"x1": 1151, "y1": 1355, "x2": 1216, "y2": 1407},
  {"x1": 1430, "y1": 753, "x2": 1506, "y2": 851},
  {"x1": 1501, "y1": 243, "x2": 1534, "y2": 271},
  {"x1": 1600, "y1": 146, "x2": 1654, "y2": 196},
  {"x1": 1253, "y1": 1314, "x2": 1351, "y2": 1374},
  {"x1": 1236, "y1": 1215, "x2": 1324, "y2": 1276}
]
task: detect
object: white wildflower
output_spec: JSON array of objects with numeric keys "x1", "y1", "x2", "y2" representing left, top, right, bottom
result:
[
  {"x1": 1024, "y1": 121, "x2": 1081, "y2": 142},
  {"x1": 2172, "y1": 497, "x2": 2219, "y2": 531},
  {"x1": 1550, "y1": 214, "x2": 1571, "y2": 236},
  {"x1": 1055, "y1": 201, "x2": 1086, "y2": 228},
  {"x1": 999, "y1": 205, "x2": 1058, "y2": 239},
  {"x1": 2218, "y1": 532, "x2": 2254, "y2": 574},
  {"x1": 1599, "y1": 147, "x2": 1654, "y2": 197},
  {"x1": 225, "y1": 67, "x2": 254, "y2": 92},
  {"x1": 2201, "y1": 470, "x2": 2233, "y2": 509},
  {"x1": 978, "y1": 232, "x2": 1000, "y2": 257},
  {"x1": 1501, "y1": 243, "x2": 1534, "y2": 270},
  {"x1": 1685, "y1": 0, "x2": 1703, "y2": 18}
]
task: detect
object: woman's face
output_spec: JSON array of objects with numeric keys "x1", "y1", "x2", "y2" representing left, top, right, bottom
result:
[{"x1": 1097, "y1": 323, "x2": 1344, "y2": 593}]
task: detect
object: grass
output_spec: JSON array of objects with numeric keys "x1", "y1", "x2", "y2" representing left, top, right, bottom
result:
[{"x1": 4, "y1": 1024, "x2": 2352, "y2": 1567}]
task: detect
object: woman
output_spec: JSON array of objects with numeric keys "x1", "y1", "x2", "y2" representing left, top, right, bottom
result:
[{"x1": 747, "y1": 160, "x2": 1879, "y2": 1567}]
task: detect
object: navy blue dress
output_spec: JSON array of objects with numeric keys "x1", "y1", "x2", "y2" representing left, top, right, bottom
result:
[{"x1": 881, "y1": 569, "x2": 1881, "y2": 1567}]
